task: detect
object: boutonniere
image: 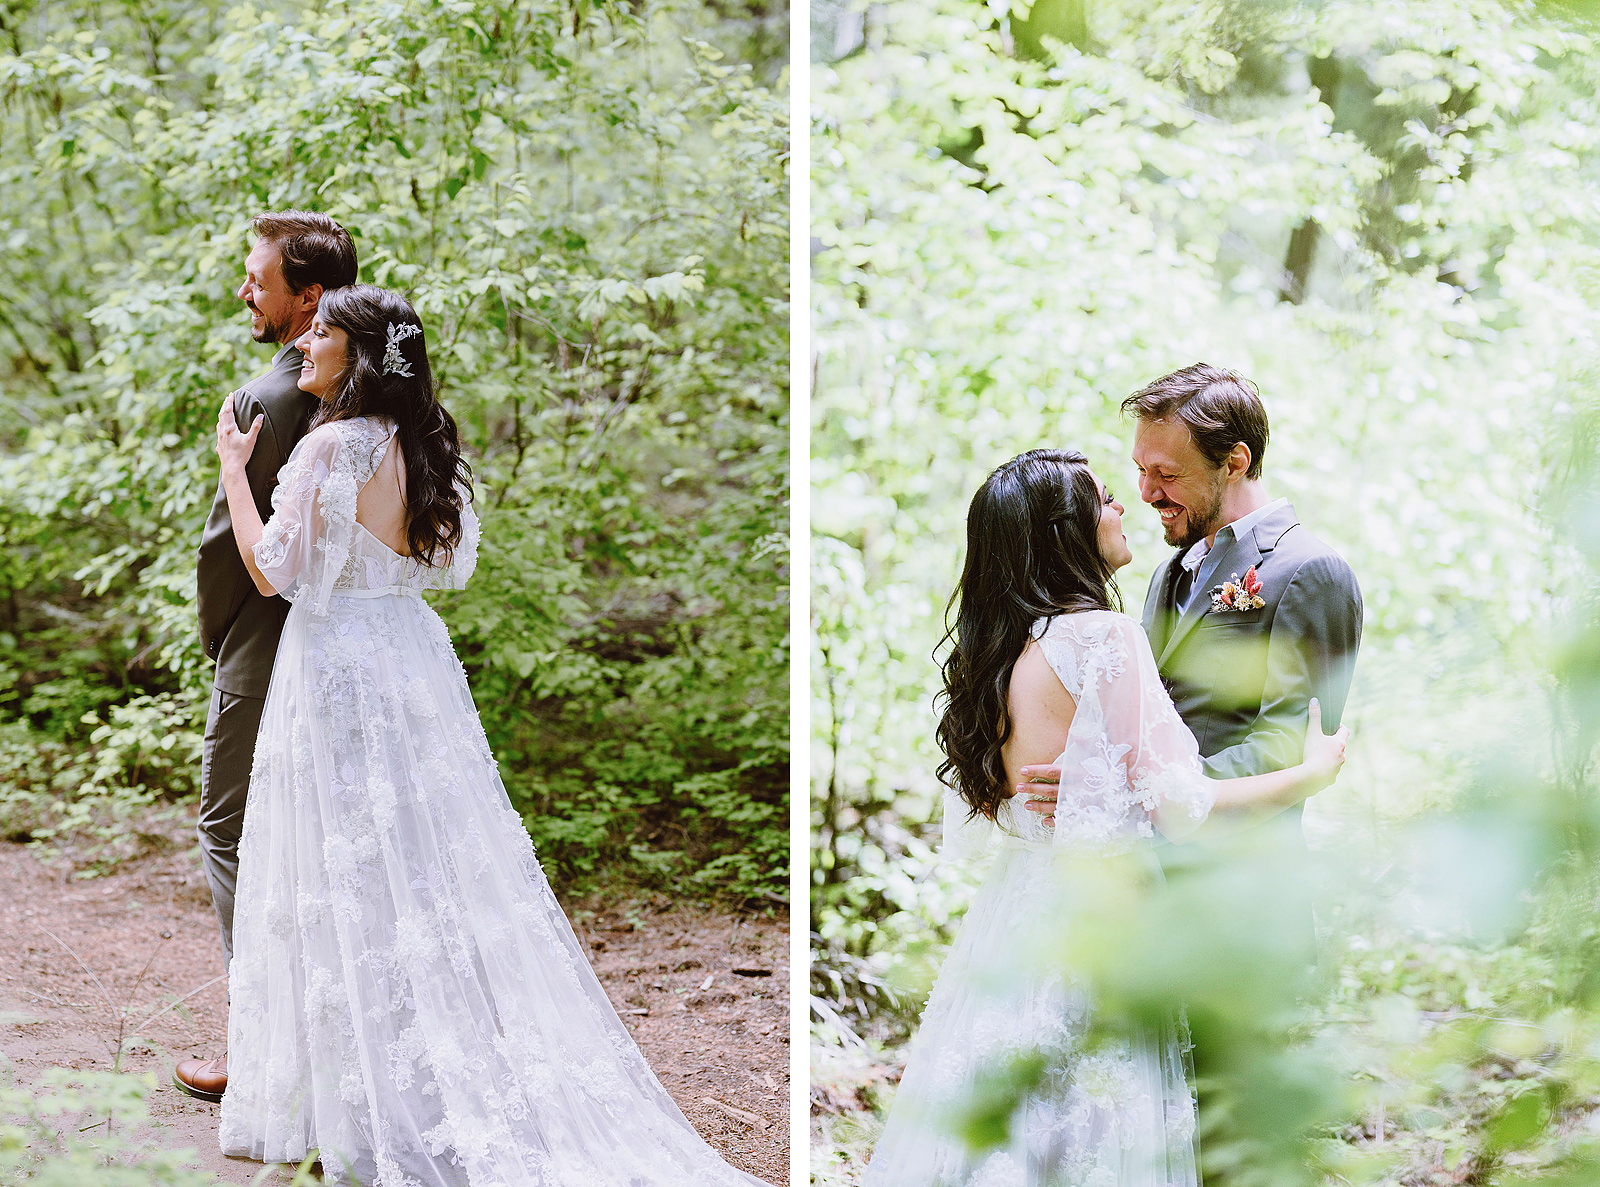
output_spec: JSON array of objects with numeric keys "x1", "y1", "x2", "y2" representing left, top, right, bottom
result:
[{"x1": 1210, "y1": 566, "x2": 1265, "y2": 613}]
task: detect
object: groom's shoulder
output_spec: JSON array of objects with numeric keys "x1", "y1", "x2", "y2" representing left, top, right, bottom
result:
[
  {"x1": 236, "y1": 348, "x2": 312, "y2": 423},
  {"x1": 1273, "y1": 520, "x2": 1359, "y2": 597}
]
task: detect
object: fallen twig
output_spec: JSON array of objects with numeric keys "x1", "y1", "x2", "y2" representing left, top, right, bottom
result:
[
  {"x1": 37, "y1": 928, "x2": 119, "y2": 1026},
  {"x1": 129, "y1": 973, "x2": 227, "y2": 1035},
  {"x1": 702, "y1": 1096, "x2": 764, "y2": 1129}
]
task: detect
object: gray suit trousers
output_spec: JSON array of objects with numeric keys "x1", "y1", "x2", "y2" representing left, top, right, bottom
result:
[{"x1": 198, "y1": 686, "x2": 264, "y2": 973}]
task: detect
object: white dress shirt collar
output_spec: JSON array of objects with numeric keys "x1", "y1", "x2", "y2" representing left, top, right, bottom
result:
[{"x1": 1179, "y1": 497, "x2": 1290, "y2": 573}]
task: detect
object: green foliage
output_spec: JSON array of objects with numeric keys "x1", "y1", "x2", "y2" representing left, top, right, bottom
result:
[
  {"x1": 0, "y1": 0, "x2": 788, "y2": 897},
  {"x1": 812, "y1": 0, "x2": 1600, "y2": 1179},
  {"x1": 0, "y1": 1068, "x2": 215, "y2": 1185}
]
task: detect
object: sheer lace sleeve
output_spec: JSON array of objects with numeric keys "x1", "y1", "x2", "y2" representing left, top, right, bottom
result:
[
  {"x1": 446, "y1": 491, "x2": 479, "y2": 588},
  {"x1": 253, "y1": 426, "x2": 339, "y2": 606},
  {"x1": 410, "y1": 485, "x2": 480, "y2": 592},
  {"x1": 1040, "y1": 613, "x2": 1214, "y2": 847},
  {"x1": 251, "y1": 423, "x2": 359, "y2": 615}
]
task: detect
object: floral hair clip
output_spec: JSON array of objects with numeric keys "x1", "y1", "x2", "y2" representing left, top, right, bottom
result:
[
  {"x1": 383, "y1": 322, "x2": 423, "y2": 377},
  {"x1": 1210, "y1": 566, "x2": 1265, "y2": 613}
]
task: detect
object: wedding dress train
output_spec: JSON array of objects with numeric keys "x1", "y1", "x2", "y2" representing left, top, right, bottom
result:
[
  {"x1": 218, "y1": 415, "x2": 767, "y2": 1187},
  {"x1": 865, "y1": 611, "x2": 1213, "y2": 1187}
]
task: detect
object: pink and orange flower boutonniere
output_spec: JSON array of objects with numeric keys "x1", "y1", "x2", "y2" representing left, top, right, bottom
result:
[{"x1": 1210, "y1": 566, "x2": 1265, "y2": 613}]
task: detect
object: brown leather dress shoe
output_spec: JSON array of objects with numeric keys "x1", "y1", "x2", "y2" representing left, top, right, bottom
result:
[{"x1": 173, "y1": 1053, "x2": 227, "y2": 1103}]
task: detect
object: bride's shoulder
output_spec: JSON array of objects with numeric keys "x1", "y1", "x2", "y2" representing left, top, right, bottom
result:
[
  {"x1": 291, "y1": 416, "x2": 389, "y2": 458},
  {"x1": 317, "y1": 416, "x2": 374, "y2": 443},
  {"x1": 1031, "y1": 608, "x2": 1142, "y2": 646},
  {"x1": 339, "y1": 412, "x2": 395, "y2": 432},
  {"x1": 284, "y1": 421, "x2": 342, "y2": 463}
]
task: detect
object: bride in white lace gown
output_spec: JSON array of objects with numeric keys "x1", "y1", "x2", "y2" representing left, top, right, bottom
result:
[
  {"x1": 211, "y1": 284, "x2": 770, "y2": 1187},
  {"x1": 863, "y1": 449, "x2": 1345, "y2": 1187}
]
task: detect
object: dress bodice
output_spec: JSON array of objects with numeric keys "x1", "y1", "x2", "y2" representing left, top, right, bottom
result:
[
  {"x1": 253, "y1": 416, "x2": 479, "y2": 613},
  {"x1": 943, "y1": 610, "x2": 1214, "y2": 858}
]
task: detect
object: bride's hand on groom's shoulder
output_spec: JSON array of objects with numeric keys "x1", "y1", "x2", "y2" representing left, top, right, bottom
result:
[
  {"x1": 216, "y1": 391, "x2": 263, "y2": 474},
  {"x1": 1302, "y1": 698, "x2": 1350, "y2": 791}
]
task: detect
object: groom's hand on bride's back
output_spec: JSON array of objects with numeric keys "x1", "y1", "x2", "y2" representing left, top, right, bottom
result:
[{"x1": 1018, "y1": 766, "x2": 1061, "y2": 816}]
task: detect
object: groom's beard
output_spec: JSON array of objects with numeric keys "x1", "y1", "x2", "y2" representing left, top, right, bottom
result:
[
  {"x1": 249, "y1": 305, "x2": 293, "y2": 345},
  {"x1": 1165, "y1": 477, "x2": 1226, "y2": 550}
]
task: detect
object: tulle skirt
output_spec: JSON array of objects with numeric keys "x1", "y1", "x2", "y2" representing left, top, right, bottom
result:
[
  {"x1": 864, "y1": 841, "x2": 1198, "y2": 1187},
  {"x1": 218, "y1": 591, "x2": 767, "y2": 1187}
]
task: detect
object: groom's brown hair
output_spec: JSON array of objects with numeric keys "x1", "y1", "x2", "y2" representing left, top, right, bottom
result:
[
  {"x1": 1122, "y1": 363, "x2": 1269, "y2": 480},
  {"x1": 251, "y1": 210, "x2": 358, "y2": 295}
]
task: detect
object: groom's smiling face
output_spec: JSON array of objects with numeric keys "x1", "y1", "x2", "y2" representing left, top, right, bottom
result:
[
  {"x1": 1132, "y1": 417, "x2": 1225, "y2": 550},
  {"x1": 237, "y1": 239, "x2": 297, "y2": 345}
]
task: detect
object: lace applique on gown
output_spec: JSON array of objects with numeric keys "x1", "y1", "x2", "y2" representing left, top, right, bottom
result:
[
  {"x1": 867, "y1": 611, "x2": 1214, "y2": 1187},
  {"x1": 220, "y1": 416, "x2": 768, "y2": 1187}
]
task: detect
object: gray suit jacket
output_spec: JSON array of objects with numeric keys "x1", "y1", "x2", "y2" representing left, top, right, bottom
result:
[
  {"x1": 196, "y1": 344, "x2": 318, "y2": 698},
  {"x1": 1140, "y1": 502, "x2": 1362, "y2": 784}
]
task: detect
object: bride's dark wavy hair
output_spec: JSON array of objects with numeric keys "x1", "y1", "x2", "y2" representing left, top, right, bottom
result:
[
  {"x1": 311, "y1": 284, "x2": 472, "y2": 567},
  {"x1": 935, "y1": 449, "x2": 1122, "y2": 820}
]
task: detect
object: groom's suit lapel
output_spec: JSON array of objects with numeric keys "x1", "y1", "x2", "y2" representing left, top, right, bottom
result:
[
  {"x1": 1157, "y1": 520, "x2": 1269, "y2": 669},
  {"x1": 1144, "y1": 553, "x2": 1183, "y2": 659}
]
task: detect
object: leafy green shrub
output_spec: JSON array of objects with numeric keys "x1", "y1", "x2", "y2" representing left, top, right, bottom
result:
[
  {"x1": 0, "y1": 1068, "x2": 216, "y2": 1186},
  {"x1": 0, "y1": 0, "x2": 788, "y2": 898},
  {"x1": 0, "y1": 724, "x2": 87, "y2": 844}
]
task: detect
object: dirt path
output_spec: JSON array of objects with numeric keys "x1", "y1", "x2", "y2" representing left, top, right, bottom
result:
[{"x1": 0, "y1": 822, "x2": 789, "y2": 1184}]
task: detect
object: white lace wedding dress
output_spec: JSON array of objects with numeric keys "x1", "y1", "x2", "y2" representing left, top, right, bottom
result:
[
  {"x1": 865, "y1": 610, "x2": 1214, "y2": 1187},
  {"x1": 218, "y1": 415, "x2": 768, "y2": 1187}
]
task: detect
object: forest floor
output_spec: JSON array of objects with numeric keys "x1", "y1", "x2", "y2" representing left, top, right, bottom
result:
[{"x1": 0, "y1": 813, "x2": 789, "y2": 1184}]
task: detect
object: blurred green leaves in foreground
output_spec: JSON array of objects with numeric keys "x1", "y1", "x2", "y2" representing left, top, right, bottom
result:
[
  {"x1": 811, "y1": 0, "x2": 1600, "y2": 1179},
  {"x1": 0, "y1": 0, "x2": 788, "y2": 897},
  {"x1": 0, "y1": 1067, "x2": 218, "y2": 1185},
  {"x1": 0, "y1": 1063, "x2": 333, "y2": 1184}
]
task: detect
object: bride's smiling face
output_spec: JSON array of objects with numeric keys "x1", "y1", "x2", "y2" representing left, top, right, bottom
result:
[
  {"x1": 294, "y1": 316, "x2": 349, "y2": 399},
  {"x1": 1092, "y1": 472, "x2": 1132, "y2": 571}
]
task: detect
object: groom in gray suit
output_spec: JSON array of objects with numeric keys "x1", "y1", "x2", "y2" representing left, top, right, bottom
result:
[
  {"x1": 1124, "y1": 362, "x2": 1360, "y2": 1186},
  {"x1": 1021, "y1": 364, "x2": 1361, "y2": 839},
  {"x1": 1126, "y1": 363, "x2": 1362, "y2": 792},
  {"x1": 176, "y1": 211, "x2": 356, "y2": 1103}
]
